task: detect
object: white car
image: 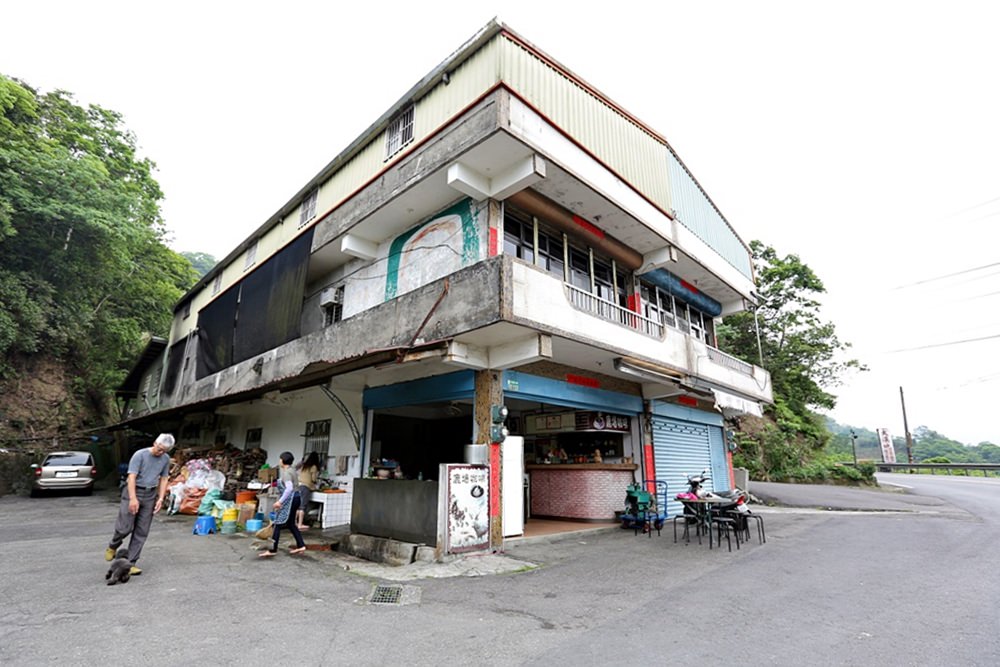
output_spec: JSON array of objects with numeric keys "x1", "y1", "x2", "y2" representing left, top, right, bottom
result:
[{"x1": 31, "y1": 451, "x2": 97, "y2": 496}]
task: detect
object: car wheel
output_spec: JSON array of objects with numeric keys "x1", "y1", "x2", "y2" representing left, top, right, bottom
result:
[
  {"x1": 82, "y1": 487, "x2": 93, "y2": 496},
  {"x1": 30, "y1": 488, "x2": 40, "y2": 498}
]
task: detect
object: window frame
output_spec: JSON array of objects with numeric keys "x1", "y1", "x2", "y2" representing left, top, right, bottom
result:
[
  {"x1": 299, "y1": 189, "x2": 318, "y2": 228},
  {"x1": 303, "y1": 419, "x2": 331, "y2": 466},
  {"x1": 244, "y1": 238, "x2": 258, "y2": 270},
  {"x1": 385, "y1": 105, "x2": 415, "y2": 159},
  {"x1": 245, "y1": 427, "x2": 262, "y2": 450}
]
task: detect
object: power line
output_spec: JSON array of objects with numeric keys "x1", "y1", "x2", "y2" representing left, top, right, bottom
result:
[
  {"x1": 947, "y1": 194, "x2": 1000, "y2": 219},
  {"x1": 893, "y1": 261, "x2": 1000, "y2": 290},
  {"x1": 889, "y1": 332, "x2": 1000, "y2": 353}
]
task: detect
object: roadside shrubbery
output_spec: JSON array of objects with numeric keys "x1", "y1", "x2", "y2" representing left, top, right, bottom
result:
[{"x1": 732, "y1": 416, "x2": 876, "y2": 485}]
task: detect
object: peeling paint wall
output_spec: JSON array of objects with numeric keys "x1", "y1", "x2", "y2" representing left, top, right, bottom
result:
[{"x1": 346, "y1": 198, "x2": 489, "y2": 316}]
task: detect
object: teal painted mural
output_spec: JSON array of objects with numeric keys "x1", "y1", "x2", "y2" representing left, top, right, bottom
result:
[{"x1": 384, "y1": 198, "x2": 480, "y2": 301}]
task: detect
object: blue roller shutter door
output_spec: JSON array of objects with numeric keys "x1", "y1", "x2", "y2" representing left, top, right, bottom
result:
[{"x1": 651, "y1": 417, "x2": 731, "y2": 517}]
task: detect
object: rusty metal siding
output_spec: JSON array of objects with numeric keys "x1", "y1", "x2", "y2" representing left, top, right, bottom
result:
[
  {"x1": 497, "y1": 36, "x2": 672, "y2": 212},
  {"x1": 666, "y1": 150, "x2": 752, "y2": 279}
]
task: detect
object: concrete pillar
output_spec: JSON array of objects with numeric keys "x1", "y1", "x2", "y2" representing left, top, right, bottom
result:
[{"x1": 475, "y1": 369, "x2": 504, "y2": 549}]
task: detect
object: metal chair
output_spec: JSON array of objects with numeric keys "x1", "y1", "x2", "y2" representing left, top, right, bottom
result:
[
  {"x1": 673, "y1": 499, "x2": 704, "y2": 545},
  {"x1": 725, "y1": 508, "x2": 765, "y2": 544}
]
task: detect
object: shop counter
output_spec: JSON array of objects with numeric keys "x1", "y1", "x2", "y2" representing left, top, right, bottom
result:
[{"x1": 526, "y1": 463, "x2": 637, "y2": 520}]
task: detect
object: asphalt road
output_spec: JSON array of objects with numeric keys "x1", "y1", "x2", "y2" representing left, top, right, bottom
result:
[{"x1": 3, "y1": 478, "x2": 999, "y2": 666}]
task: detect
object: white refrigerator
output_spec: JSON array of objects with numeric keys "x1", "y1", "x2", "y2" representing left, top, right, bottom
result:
[{"x1": 501, "y1": 436, "x2": 525, "y2": 537}]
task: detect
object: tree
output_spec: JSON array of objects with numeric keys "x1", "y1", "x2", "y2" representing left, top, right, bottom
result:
[
  {"x1": 717, "y1": 242, "x2": 866, "y2": 481},
  {"x1": 0, "y1": 74, "x2": 197, "y2": 425},
  {"x1": 180, "y1": 251, "x2": 217, "y2": 278},
  {"x1": 718, "y1": 241, "x2": 865, "y2": 447}
]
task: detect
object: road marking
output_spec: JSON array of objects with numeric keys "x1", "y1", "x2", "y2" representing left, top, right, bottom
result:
[{"x1": 879, "y1": 481, "x2": 912, "y2": 489}]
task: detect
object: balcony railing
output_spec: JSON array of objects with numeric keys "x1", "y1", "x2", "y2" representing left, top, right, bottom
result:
[
  {"x1": 564, "y1": 283, "x2": 664, "y2": 338},
  {"x1": 566, "y1": 283, "x2": 758, "y2": 379},
  {"x1": 707, "y1": 346, "x2": 755, "y2": 377}
]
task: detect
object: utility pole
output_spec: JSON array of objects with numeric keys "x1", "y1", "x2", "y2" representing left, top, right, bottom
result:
[
  {"x1": 849, "y1": 430, "x2": 859, "y2": 466},
  {"x1": 899, "y1": 386, "x2": 914, "y2": 464}
]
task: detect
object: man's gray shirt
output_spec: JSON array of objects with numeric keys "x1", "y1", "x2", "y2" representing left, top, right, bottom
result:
[{"x1": 128, "y1": 448, "x2": 170, "y2": 488}]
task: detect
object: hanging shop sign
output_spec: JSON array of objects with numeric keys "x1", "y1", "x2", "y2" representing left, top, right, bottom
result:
[
  {"x1": 574, "y1": 411, "x2": 631, "y2": 432},
  {"x1": 439, "y1": 464, "x2": 490, "y2": 554},
  {"x1": 527, "y1": 411, "x2": 632, "y2": 434}
]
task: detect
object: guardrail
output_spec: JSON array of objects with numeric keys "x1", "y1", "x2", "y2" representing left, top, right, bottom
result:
[{"x1": 875, "y1": 462, "x2": 1000, "y2": 476}]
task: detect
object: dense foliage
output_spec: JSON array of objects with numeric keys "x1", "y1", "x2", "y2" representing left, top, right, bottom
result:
[
  {"x1": 180, "y1": 251, "x2": 217, "y2": 278},
  {"x1": 0, "y1": 75, "x2": 197, "y2": 425},
  {"x1": 718, "y1": 241, "x2": 867, "y2": 482}
]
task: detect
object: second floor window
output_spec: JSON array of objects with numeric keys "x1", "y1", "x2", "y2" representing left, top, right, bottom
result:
[
  {"x1": 211, "y1": 273, "x2": 223, "y2": 296},
  {"x1": 385, "y1": 105, "x2": 414, "y2": 159},
  {"x1": 503, "y1": 209, "x2": 535, "y2": 264},
  {"x1": 640, "y1": 281, "x2": 714, "y2": 345},
  {"x1": 535, "y1": 228, "x2": 565, "y2": 280}
]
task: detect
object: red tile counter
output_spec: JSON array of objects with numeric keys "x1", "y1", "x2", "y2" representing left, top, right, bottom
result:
[{"x1": 526, "y1": 464, "x2": 638, "y2": 520}]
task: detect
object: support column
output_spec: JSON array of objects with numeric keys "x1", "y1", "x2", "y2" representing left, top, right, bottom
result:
[{"x1": 475, "y1": 369, "x2": 504, "y2": 549}]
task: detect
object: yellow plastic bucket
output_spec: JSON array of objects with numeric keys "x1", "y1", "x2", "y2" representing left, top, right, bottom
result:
[{"x1": 222, "y1": 507, "x2": 239, "y2": 523}]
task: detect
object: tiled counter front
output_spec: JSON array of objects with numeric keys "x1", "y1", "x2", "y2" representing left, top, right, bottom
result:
[
  {"x1": 311, "y1": 491, "x2": 353, "y2": 528},
  {"x1": 526, "y1": 464, "x2": 637, "y2": 520}
]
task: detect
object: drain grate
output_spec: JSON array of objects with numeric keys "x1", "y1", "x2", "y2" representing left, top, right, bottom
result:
[{"x1": 369, "y1": 584, "x2": 404, "y2": 605}]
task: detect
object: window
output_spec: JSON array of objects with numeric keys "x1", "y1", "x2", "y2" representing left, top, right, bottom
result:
[
  {"x1": 211, "y1": 273, "x2": 222, "y2": 295},
  {"x1": 641, "y1": 282, "x2": 676, "y2": 328},
  {"x1": 299, "y1": 189, "x2": 318, "y2": 228},
  {"x1": 503, "y1": 208, "x2": 535, "y2": 264},
  {"x1": 182, "y1": 300, "x2": 191, "y2": 319},
  {"x1": 244, "y1": 239, "x2": 258, "y2": 270},
  {"x1": 568, "y1": 246, "x2": 591, "y2": 291},
  {"x1": 245, "y1": 428, "x2": 262, "y2": 450},
  {"x1": 385, "y1": 105, "x2": 415, "y2": 159},
  {"x1": 593, "y1": 257, "x2": 615, "y2": 302},
  {"x1": 536, "y1": 228, "x2": 565, "y2": 280},
  {"x1": 303, "y1": 419, "x2": 331, "y2": 464}
]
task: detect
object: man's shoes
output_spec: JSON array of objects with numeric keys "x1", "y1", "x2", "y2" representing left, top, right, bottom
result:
[
  {"x1": 129, "y1": 566, "x2": 142, "y2": 576},
  {"x1": 105, "y1": 547, "x2": 116, "y2": 562}
]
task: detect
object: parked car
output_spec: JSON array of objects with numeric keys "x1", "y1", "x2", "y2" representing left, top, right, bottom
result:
[{"x1": 30, "y1": 451, "x2": 97, "y2": 497}]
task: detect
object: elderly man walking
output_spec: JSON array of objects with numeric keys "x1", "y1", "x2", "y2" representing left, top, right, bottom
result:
[{"x1": 104, "y1": 433, "x2": 175, "y2": 575}]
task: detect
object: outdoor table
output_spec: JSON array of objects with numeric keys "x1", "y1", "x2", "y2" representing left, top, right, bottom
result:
[{"x1": 676, "y1": 496, "x2": 729, "y2": 549}]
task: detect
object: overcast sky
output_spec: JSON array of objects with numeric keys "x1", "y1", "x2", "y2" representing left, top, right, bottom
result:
[{"x1": 5, "y1": 1, "x2": 999, "y2": 445}]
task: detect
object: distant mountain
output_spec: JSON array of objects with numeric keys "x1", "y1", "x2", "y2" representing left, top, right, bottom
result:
[{"x1": 824, "y1": 417, "x2": 999, "y2": 463}]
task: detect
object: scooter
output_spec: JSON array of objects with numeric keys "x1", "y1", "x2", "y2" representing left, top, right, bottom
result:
[
  {"x1": 682, "y1": 469, "x2": 749, "y2": 514},
  {"x1": 678, "y1": 470, "x2": 764, "y2": 545}
]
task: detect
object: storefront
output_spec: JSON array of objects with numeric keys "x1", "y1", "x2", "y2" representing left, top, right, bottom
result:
[
  {"x1": 356, "y1": 368, "x2": 646, "y2": 546},
  {"x1": 502, "y1": 370, "x2": 643, "y2": 522}
]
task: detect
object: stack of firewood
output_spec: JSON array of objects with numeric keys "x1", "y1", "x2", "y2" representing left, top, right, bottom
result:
[{"x1": 169, "y1": 445, "x2": 268, "y2": 493}]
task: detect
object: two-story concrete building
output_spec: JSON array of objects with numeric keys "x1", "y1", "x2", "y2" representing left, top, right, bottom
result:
[{"x1": 116, "y1": 20, "x2": 771, "y2": 554}]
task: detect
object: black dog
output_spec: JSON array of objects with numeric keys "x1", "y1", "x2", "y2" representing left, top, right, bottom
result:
[{"x1": 105, "y1": 548, "x2": 132, "y2": 586}]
